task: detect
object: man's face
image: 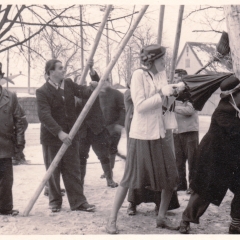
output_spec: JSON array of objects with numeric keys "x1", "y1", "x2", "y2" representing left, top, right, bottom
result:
[
  {"x1": 173, "y1": 73, "x2": 182, "y2": 84},
  {"x1": 50, "y1": 62, "x2": 65, "y2": 81}
]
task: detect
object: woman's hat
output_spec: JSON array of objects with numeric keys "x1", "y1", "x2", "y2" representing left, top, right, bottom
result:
[
  {"x1": 140, "y1": 44, "x2": 166, "y2": 65},
  {"x1": 220, "y1": 75, "x2": 240, "y2": 98}
]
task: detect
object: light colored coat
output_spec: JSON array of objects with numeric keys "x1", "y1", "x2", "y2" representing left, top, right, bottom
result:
[
  {"x1": 174, "y1": 100, "x2": 199, "y2": 133},
  {"x1": 129, "y1": 69, "x2": 168, "y2": 140}
]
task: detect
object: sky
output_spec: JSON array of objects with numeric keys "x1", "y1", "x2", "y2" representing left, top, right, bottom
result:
[{"x1": 0, "y1": 1, "x2": 230, "y2": 86}]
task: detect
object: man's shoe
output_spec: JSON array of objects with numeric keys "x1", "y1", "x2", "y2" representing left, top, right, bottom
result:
[
  {"x1": 74, "y1": 203, "x2": 96, "y2": 212},
  {"x1": 51, "y1": 207, "x2": 61, "y2": 213},
  {"x1": 179, "y1": 220, "x2": 190, "y2": 234},
  {"x1": 229, "y1": 224, "x2": 240, "y2": 234},
  {"x1": 127, "y1": 202, "x2": 137, "y2": 215},
  {"x1": 0, "y1": 209, "x2": 19, "y2": 216}
]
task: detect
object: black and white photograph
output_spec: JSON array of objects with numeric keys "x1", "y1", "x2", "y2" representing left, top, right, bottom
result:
[{"x1": 0, "y1": 0, "x2": 239, "y2": 237}]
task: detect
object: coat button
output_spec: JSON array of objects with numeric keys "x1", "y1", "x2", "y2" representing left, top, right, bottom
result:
[
  {"x1": 4, "y1": 110, "x2": 7, "y2": 113},
  {"x1": 5, "y1": 123, "x2": 8, "y2": 126}
]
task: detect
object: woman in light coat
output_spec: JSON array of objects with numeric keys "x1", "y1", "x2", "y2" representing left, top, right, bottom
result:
[{"x1": 106, "y1": 44, "x2": 184, "y2": 234}]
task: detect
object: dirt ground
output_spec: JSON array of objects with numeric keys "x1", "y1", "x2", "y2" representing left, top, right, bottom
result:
[{"x1": 0, "y1": 116, "x2": 235, "y2": 235}]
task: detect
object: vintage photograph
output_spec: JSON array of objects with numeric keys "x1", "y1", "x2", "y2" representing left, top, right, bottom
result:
[{"x1": 0, "y1": 1, "x2": 238, "y2": 236}]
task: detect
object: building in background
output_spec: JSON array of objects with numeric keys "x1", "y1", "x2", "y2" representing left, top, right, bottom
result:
[
  {"x1": 176, "y1": 42, "x2": 232, "y2": 115},
  {"x1": 176, "y1": 42, "x2": 231, "y2": 75}
]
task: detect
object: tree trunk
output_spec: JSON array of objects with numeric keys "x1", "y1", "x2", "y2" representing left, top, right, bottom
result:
[{"x1": 224, "y1": 5, "x2": 240, "y2": 79}]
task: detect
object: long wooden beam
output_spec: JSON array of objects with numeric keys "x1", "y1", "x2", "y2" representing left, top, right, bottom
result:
[
  {"x1": 169, "y1": 5, "x2": 184, "y2": 83},
  {"x1": 77, "y1": 5, "x2": 112, "y2": 85},
  {"x1": 23, "y1": 5, "x2": 149, "y2": 217}
]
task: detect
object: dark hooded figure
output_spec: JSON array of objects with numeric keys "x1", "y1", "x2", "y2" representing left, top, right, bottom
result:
[{"x1": 179, "y1": 75, "x2": 240, "y2": 234}]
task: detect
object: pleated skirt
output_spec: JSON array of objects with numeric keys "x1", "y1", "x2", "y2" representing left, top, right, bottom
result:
[{"x1": 120, "y1": 137, "x2": 178, "y2": 191}]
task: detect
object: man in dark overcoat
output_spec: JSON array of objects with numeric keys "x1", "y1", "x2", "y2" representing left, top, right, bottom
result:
[
  {"x1": 179, "y1": 75, "x2": 240, "y2": 234},
  {"x1": 36, "y1": 59, "x2": 96, "y2": 212},
  {"x1": 0, "y1": 84, "x2": 25, "y2": 216}
]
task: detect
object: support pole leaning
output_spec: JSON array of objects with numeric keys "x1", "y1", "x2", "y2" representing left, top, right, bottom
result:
[{"x1": 23, "y1": 5, "x2": 149, "y2": 217}]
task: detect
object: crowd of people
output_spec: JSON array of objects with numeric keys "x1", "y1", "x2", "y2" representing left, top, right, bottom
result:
[{"x1": 0, "y1": 43, "x2": 240, "y2": 235}]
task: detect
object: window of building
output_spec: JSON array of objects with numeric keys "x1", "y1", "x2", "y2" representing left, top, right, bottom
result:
[{"x1": 185, "y1": 59, "x2": 190, "y2": 68}]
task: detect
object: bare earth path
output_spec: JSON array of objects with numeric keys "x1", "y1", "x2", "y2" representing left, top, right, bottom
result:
[{"x1": 0, "y1": 116, "x2": 234, "y2": 235}]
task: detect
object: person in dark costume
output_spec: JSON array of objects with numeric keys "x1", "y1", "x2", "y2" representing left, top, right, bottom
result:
[
  {"x1": 105, "y1": 44, "x2": 185, "y2": 234},
  {"x1": 179, "y1": 75, "x2": 240, "y2": 234},
  {"x1": 36, "y1": 59, "x2": 96, "y2": 213}
]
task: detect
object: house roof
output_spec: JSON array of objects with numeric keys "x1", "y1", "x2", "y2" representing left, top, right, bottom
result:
[{"x1": 177, "y1": 42, "x2": 231, "y2": 74}]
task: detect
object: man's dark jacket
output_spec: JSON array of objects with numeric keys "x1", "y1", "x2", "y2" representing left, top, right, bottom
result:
[
  {"x1": 90, "y1": 72, "x2": 125, "y2": 134},
  {"x1": 0, "y1": 86, "x2": 25, "y2": 158},
  {"x1": 76, "y1": 72, "x2": 106, "y2": 138},
  {"x1": 36, "y1": 79, "x2": 92, "y2": 146}
]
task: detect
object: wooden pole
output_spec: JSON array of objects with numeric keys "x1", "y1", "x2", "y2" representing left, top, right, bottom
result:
[
  {"x1": 6, "y1": 49, "x2": 9, "y2": 89},
  {"x1": 23, "y1": 5, "x2": 149, "y2": 217},
  {"x1": 77, "y1": 5, "x2": 112, "y2": 85},
  {"x1": 28, "y1": 28, "x2": 31, "y2": 94},
  {"x1": 80, "y1": 5, "x2": 84, "y2": 83},
  {"x1": 157, "y1": 5, "x2": 165, "y2": 45},
  {"x1": 224, "y1": 5, "x2": 240, "y2": 79},
  {"x1": 169, "y1": 5, "x2": 184, "y2": 83}
]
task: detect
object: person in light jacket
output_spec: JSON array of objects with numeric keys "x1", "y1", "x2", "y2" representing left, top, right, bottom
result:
[
  {"x1": 105, "y1": 44, "x2": 185, "y2": 234},
  {"x1": 173, "y1": 69, "x2": 199, "y2": 194}
]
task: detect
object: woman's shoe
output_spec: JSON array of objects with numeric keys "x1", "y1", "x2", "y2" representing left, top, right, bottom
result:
[
  {"x1": 179, "y1": 220, "x2": 190, "y2": 234},
  {"x1": 156, "y1": 217, "x2": 180, "y2": 230},
  {"x1": 106, "y1": 219, "x2": 119, "y2": 234},
  {"x1": 75, "y1": 203, "x2": 96, "y2": 212}
]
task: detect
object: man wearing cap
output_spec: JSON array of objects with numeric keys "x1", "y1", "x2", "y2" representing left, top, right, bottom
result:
[
  {"x1": 173, "y1": 69, "x2": 199, "y2": 194},
  {"x1": 36, "y1": 59, "x2": 96, "y2": 213},
  {"x1": 0, "y1": 82, "x2": 25, "y2": 216},
  {"x1": 179, "y1": 75, "x2": 240, "y2": 234}
]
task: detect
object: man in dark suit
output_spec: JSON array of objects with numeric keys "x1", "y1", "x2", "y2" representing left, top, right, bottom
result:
[
  {"x1": 76, "y1": 61, "x2": 118, "y2": 188},
  {"x1": 36, "y1": 59, "x2": 96, "y2": 213}
]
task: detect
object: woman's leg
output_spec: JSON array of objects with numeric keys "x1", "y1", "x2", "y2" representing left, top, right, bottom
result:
[
  {"x1": 156, "y1": 188, "x2": 179, "y2": 230},
  {"x1": 158, "y1": 188, "x2": 173, "y2": 219},
  {"x1": 106, "y1": 185, "x2": 129, "y2": 234}
]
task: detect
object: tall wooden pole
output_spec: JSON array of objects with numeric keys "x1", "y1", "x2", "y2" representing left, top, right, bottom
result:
[
  {"x1": 77, "y1": 5, "x2": 112, "y2": 85},
  {"x1": 157, "y1": 5, "x2": 165, "y2": 45},
  {"x1": 6, "y1": 49, "x2": 9, "y2": 89},
  {"x1": 80, "y1": 5, "x2": 84, "y2": 83},
  {"x1": 169, "y1": 5, "x2": 184, "y2": 83},
  {"x1": 224, "y1": 5, "x2": 240, "y2": 79},
  {"x1": 28, "y1": 28, "x2": 31, "y2": 94},
  {"x1": 23, "y1": 5, "x2": 149, "y2": 217}
]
